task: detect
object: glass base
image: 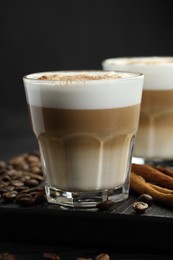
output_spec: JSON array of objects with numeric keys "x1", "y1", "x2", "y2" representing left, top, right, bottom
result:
[
  {"x1": 45, "y1": 184, "x2": 129, "y2": 208},
  {"x1": 132, "y1": 156, "x2": 173, "y2": 167}
]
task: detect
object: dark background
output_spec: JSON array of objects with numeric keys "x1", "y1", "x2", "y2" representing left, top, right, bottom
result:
[{"x1": 1, "y1": 0, "x2": 173, "y2": 160}]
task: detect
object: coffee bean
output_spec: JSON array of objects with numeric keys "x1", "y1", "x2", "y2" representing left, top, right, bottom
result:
[
  {"x1": 0, "y1": 175, "x2": 11, "y2": 182},
  {"x1": 16, "y1": 193, "x2": 33, "y2": 202},
  {"x1": 138, "y1": 194, "x2": 153, "y2": 206},
  {"x1": 6, "y1": 169, "x2": 19, "y2": 179},
  {"x1": 10, "y1": 180, "x2": 24, "y2": 187},
  {"x1": 30, "y1": 166, "x2": 42, "y2": 174},
  {"x1": 29, "y1": 187, "x2": 45, "y2": 193},
  {"x1": 5, "y1": 186, "x2": 15, "y2": 191},
  {"x1": 8, "y1": 153, "x2": 41, "y2": 172},
  {"x1": 96, "y1": 200, "x2": 115, "y2": 210},
  {"x1": 14, "y1": 186, "x2": 29, "y2": 192},
  {"x1": 9, "y1": 156, "x2": 27, "y2": 169},
  {"x1": 15, "y1": 192, "x2": 44, "y2": 206},
  {"x1": 43, "y1": 252, "x2": 60, "y2": 260},
  {"x1": 30, "y1": 191, "x2": 45, "y2": 203},
  {"x1": 17, "y1": 197, "x2": 36, "y2": 206},
  {"x1": 2, "y1": 191, "x2": 18, "y2": 202},
  {"x1": 132, "y1": 201, "x2": 148, "y2": 213},
  {"x1": 24, "y1": 178, "x2": 39, "y2": 187},
  {"x1": 95, "y1": 253, "x2": 110, "y2": 260},
  {"x1": 0, "y1": 151, "x2": 46, "y2": 206},
  {"x1": 0, "y1": 161, "x2": 7, "y2": 169},
  {"x1": 0, "y1": 170, "x2": 6, "y2": 176},
  {"x1": 0, "y1": 253, "x2": 16, "y2": 260},
  {"x1": 30, "y1": 173, "x2": 44, "y2": 181},
  {"x1": 0, "y1": 188, "x2": 9, "y2": 194},
  {"x1": 26, "y1": 155, "x2": 40, "y2": 163}
]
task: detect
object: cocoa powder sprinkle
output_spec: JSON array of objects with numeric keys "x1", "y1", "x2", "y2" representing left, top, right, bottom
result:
[{"x1": 38, "y1": 73, "x2": 122, "y2": 81}]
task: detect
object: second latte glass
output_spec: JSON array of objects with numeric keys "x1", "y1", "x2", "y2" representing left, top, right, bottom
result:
[
  {"x1": 23, "y1": 71, "x2": 144, "y2": 208},
  {"x1": 103, "y1": 57, "x2": 173, "y2": 166}
]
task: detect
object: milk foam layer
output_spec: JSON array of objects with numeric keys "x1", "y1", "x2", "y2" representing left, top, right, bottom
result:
[
  {"x1": 23, "y1": 71, "x2": 143, "y2": 109},
  {"x1": 102, "y1": 57, "x2": 173, "y2": 90}
]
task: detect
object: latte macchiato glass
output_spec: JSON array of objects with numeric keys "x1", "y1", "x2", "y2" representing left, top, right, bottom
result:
[
  {"x1": 23, "y1": 71, "x2": 143, "y2": 207},
  {"x1": 102, "y1": 57, "x2": 173, "y2": 166}
]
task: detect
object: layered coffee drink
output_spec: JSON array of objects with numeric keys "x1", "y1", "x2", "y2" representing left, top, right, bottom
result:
[
  {"x1": 102, "y1": 57, "x2": 173, "y2": 164},
  {"x1": 135, "y1": 89, "x2": 173, "y2": 159},
  {"x1": 23, "y1": 71, "x2": 143, "y2": 207}
]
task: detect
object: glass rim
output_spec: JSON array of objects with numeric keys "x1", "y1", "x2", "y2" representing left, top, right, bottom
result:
[
  {"x1": 102, "y1": 56, "x2": 173, "y2": 66},
  {"x1": 23, "y1": 70, "x2": 144, "y2": 83}
]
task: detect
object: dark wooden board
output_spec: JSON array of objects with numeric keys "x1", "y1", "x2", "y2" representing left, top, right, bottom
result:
[{"x1": 0, "y1": 191, "x2": 173, "y2": 255}]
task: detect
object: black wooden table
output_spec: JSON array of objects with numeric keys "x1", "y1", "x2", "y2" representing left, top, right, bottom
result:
[{"x1": 0, "y1": 192, "x2": 173, "y2": 259}]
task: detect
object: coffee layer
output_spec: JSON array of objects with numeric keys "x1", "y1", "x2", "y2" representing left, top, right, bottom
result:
[
  {"x1": 134, "y1": 89, "x2": 173, "y2": 158},
  {"x1": 28, "y1": 104, "x2": 140, "y2": 191},
  {"x1": 29, "y1": 105, "x2": 140, "y2": 136}
]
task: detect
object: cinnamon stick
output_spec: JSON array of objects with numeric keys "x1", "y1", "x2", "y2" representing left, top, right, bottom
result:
[
  {"x1": 131, "y1": 163, "x2": 173, "y2": 190},
  {"x1": 130, "y1": 172, "x2": 173, "y2": 207},
  {"x1": 149, "y1": 183, "x2": 173, "y2": 194},
  {"x1": 154, "y1": 166, "x2": 173, "y2": 178}
]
